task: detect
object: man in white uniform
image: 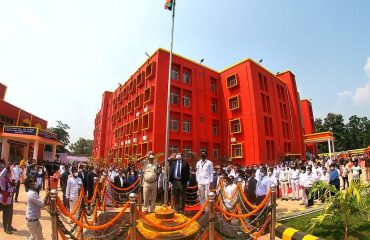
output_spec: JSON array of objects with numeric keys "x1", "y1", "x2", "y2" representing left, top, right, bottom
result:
[
  {"x1": 279, "y1": 165, "x2": 290, "y2": 200},
  {"x1": 66, "y1": 168, "x2": 82, "y2": 215},
  {"x1": 290, "y1": 163, "x2": 300, "y2": 201},
  {"x1": 196, "y1": 151, "x2": 213, "y2": 206}
]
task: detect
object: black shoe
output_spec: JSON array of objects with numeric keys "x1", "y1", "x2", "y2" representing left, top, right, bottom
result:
[
  {"x1": 9, "y1": 227, "x2": 17, "y2": 232},
  {"x1": 5, "y1": 230, "x2": 12, "y2": 234}
]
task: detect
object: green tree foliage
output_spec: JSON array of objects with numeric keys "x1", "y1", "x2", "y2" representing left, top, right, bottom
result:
[
  {"x1": 69, "y1": 138, "x2": 93, "y2": 156},
  {"x1": 47, "y1": 121, "x2": 70, "y2": 153},
  {"x1": 314, "y1": 113, "x2": 370, "y2": 153},
  {"x1": 308, "y1": 180, "x2": 370, "y2": 240}
]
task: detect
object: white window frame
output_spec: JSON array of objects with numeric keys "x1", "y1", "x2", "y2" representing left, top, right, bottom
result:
[
  {"x1": 170, "y1": 119, "x2": 179, "y2": 131},
  {"x1": 183, "y1": 120, "x2": 191, "y2": 133},
  {"x1": 183, "y1": 95, "x2": 191, "y2": 107}
]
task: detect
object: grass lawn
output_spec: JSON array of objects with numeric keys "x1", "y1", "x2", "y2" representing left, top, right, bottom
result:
[{"x1": 280, "y1": 199, "x2": 370, "y2": 240}]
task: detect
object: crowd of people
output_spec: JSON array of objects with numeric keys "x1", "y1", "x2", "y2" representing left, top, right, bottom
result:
[{"x1": 0, "y1": 150, "x2": 368, "y2": 239}]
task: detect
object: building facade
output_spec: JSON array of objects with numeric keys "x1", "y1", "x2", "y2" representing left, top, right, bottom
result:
[
  {"x1": 93, "y1": 49, "x2": 313, "y2": 166},
  {"x1": 0, "y1": 83, "x2": 60, "y2": 163}
]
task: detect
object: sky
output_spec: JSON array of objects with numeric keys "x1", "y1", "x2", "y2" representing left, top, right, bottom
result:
[{"x1": 0, "y1": 0, "x2": 369, "y2": 144}]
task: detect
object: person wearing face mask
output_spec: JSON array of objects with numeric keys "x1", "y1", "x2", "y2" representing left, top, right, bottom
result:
[
  {"x1": 279, "y1": 165, "x2": 290, "y2": 200},
  {"x1": 131, "y1": 151, "x2": 159, "y2": 213},
  {"x1": 195, "y1": 151, "x2": 213, "y2": 207},
  {"x1": 36, "y1": 167, "x2": 44, "y2": 193},
  {"x1": 255, "y1": 167, "x2": 271, "y2": 205},
  {"x1": 320, "y1": 167, "x2": 330, "y2": 183},
  {"x1": 60, "y1": 165, "x2": 70, "y2": 206},
  {"x1": 169, "y1": 152, "x2": 190, "y2": 214},
  {"x1": 329, "y1": 164, "x2": 340, "y2": 191},
  {"x1": 86, "y1": 166, "x2": 98, "y2": 200},
  {"x1": 113, "y1": 169, "x2": 127, "y2": 201},
  {"x1": 244, "y1": 169, "x2": 257, "y2": 205},
  {"x1": 0, "y1": 166, "x2": 17, "y2": 234},
  {"x1": 303, "y1": 167, "x2": 315, "y2": 207},
  {"x1": 289, "y1": 163, "x2": 300, "y2": 201},
  {"x1": 66, "y1": 168, "x2": 82, "y2": 214},
  {"x1": 12, "y1": 162, "x2": 23, "y2": 202},
  {"x1": 267, "y1": 167, "x2": 277, "y2": 186},
  {"x1": 25, "y1": 177, "x2": 49, "y2": 239},
  {"x1": 78, "y1": 165, "x2": 88, "y2": 192},
  {"x1": 127, "y1": 169, "x2": 138, "y2": 188}
]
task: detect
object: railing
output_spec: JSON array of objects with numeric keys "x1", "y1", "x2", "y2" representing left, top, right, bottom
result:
[{"x1": 49, "y1": 176, "x2": 276, "y2": 240}]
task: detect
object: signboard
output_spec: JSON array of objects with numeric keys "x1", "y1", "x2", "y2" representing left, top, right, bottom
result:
[
  {"x1": 38, "y1": 129, "x2": 57, "y2": 141},
  {"x1": 3, "y1": 126, "x2": 37, "y2": 135}
]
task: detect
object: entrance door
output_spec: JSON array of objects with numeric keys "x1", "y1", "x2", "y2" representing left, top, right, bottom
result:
[{"x1": 9, "y1": 143, "x2": 25, "y2": 163}]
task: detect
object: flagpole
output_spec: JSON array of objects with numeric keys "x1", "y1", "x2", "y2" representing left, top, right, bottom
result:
[{"x1": 164, "y1": 0, "x2": 176, "y2": 208}]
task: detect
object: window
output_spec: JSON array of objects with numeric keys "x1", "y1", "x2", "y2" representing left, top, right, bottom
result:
[
  {"x1": 226, "y1": 74, "x2": 238, "y2": 88},
  {"x1": 230, "y1": 119, "x2": 241, "y2": 134},
  {"x1": 211, "y1": 99, "x2": 217, "y2": 113},
  {"x1": 261, "y1": 93, "x2": 267, "y2": 113},
  {"x1": 183, "y1": 145, "x2": 191, "y2": 159},
  {"x1": 144, "y1": 86, "x2": 154, "y2": 103},
  {"x1": 183, "y1": 68, "x2": 191, "y2": 84},
  {"x1": 183, "y1": 120, "x2": 190, "y2": 132},
  {"x1": 171, "y1": 65, "x2": 180, "y2": 80},
  {"x1": 145, "y1": 62, "x2": 155, "y2": 80},
  {"x1": 266, "y1": 96, "x2": 271, "y2": 114},
  {"x1": 169, "y1": 145, "x2": 179, "y2": 154},
  {"x1": 212, "y1": 123, "x2": 218, "y2": 136},
  {"x1": 134, "y1": 94, "x2": 142, "y2": 109},
  {"x1": 142, "y1": 112, "x2": 151, "y2": 130},
  {"x1": 264, "y1": 116, "x2": 269, "y2": 136},
  {"x1": 133, "y1": 118, "x2": 140, "y2": 133},
  {"x1": 183, "y1": 95, "x2": 191, "y2": 107},
  {"x1": 170, "y1": 91, "x2": 179, "y2": 104},
  {"x1": 170, "y1": 118, "x2": 179, "y2": 131},
  {"x1": 258, "y1": 73, "x2": 268, "y2": 92},
  {"x1": 210, "y1": 78, "x2": 217, "y2": 93},
  {"x1": 228, "y1": 96, "x2": 239, "y2": 110},
  {"x1": 232, "y1": 144, "x2": 242, "y2": 158},
  {"x1": 213, "y1": 147, "x2": 219, "y2": 159}
]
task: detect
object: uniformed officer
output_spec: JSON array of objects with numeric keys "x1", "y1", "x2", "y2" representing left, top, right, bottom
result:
[
  {"x1": 195, "y1": 151, "x2": 213, "y2": 206},
  {"x1": 132, "y1": 152, "x2": 159, "y2": 214},
  {"x1": 279, "y1": 165, "x2": 290, "y2": 200},
  {"x1": 289, "y1": 163, "x2": 300, "y2": 201},
  {"x1": 66, "y1": 168, "x2": 82, "y2": 215}
]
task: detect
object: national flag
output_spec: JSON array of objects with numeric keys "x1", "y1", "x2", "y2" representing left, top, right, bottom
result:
[{"x1": 164, "y1": 0, "x2": 173, "y2": 11}]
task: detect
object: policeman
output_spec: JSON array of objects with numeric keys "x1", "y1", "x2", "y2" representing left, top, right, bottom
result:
[
  {"x1": 132, "y1": 152, "x2": 159, "y2": 214},
  {"x1": 289, "y1": 163, "x2": 300, "y2": 201},
  {"x1": 196, "y1": 151, "x2": 213, "y2": 206},
  {"x1": 279, "y1": 165, "x2": 290, "y2": 200}
]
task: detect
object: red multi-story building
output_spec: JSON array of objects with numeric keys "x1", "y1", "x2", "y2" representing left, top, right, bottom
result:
[
  {"x1": 93, "y1": 48, "x2": 314, "y2": 166},
  {"x1": 300, "y1": 99, "x2": 317, "y2": 155},
  {"x1": 0, "y1": 83, "x2": 60, "y2": 163}
]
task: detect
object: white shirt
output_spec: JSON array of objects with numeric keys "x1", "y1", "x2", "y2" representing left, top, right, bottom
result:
[
  {"x1": 299, "y1": 172, "x2": 307, "y2": 186},
  {"x1": 196, "y1": 159, "x2": 213, "y2": 185},
  {"x1": 224, "y1": 183, "x2": 236, "y2": 209},
  {"x1": 256, "y1": 176, "x2": 271, "y2": 196},
  {"x1": 290, "y1": 169, "x2": 300, "y2": 181},
  {"x1": 268, "y1": 174, "x2": 277, "y2": 186},
  {"x1": 303, "y1": 173, "x2": 315, "y2": 188},
  {"x1": 320, "y1": 172, "x2": 330, "y2": 183},
  {"x1": 26, "y1": 189, "x2": 45, "y2": 220},
  {"x1": 12, "y1": 166, "x2": 23, "y2": 182},
  {"x1": 66, "y1": 177, "x2": 81, "y2": 200},
  {"x1": 279, "y1": 169, "x2": 290, "y2": 182}
]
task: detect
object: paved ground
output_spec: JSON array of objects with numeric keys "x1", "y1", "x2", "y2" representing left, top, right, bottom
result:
[
  {"x1": 1, "y1": 167, "x2": 367, "y2": 239},
  {"x1": 0, "y1": 190, "x2": 51, "y2": 240}
]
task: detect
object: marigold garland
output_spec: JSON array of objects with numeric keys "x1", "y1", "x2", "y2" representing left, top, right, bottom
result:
[
  {"x1": 56, "y1": 196, "x2": 129, "y2": 231},
  {"x1": 107, "y1": 177, "x2": 140, "y2": 191}
]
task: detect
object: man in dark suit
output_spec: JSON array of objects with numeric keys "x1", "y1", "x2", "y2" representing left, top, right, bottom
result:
[
  {"x1": 113, "y1": 169, "x2": 127, "y2": 201},
  {"x1": 244, "y1": 168, "x2": 257, "y2": 206},
  {"x1": 86, "y1": 166, "x2": 97, "y2": 200},
  {"x1": 169, "y1": 152, "x2": 190, "y2": 214},
  {"x1": 78, "y1": 165, "x2": 88, "y2": 192}
]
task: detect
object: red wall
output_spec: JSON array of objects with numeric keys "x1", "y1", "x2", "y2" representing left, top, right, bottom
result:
[
  {"x1": 93, "y1": 49, "x2": 312, "y2": 166},
  {"x1": 300, "y1": 99, "x2": 317, "y2": 154}
]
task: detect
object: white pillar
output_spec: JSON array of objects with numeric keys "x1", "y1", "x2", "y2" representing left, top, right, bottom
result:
[
  {"x1": 332, "y1": 140, "x2": 335, "y2": 157},
  {"x1": 52, "y1": 144, "x2": 57, "y2": 161},
  {"x1": 328, "y1": 139, "x2": 332, "y2": 160},
  {"x1": 1, "y1": 139, "x2": 10, "y2": 163},
  {"x1": 33, "y1": 140, "x2": 39, "y2": 160}
]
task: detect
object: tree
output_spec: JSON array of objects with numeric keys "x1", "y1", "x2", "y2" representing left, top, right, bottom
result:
[
  {"x1": 324, "y1": 113, "x2": 346, "y2": 151},
  {"x1": 47, "y1": 121, "x2": 70, "y2": 153},
  {"x1": 69, "y1": 138, "x2": 93, "y2": 156},
  {"x1": 308, "y1": 180, "x2": 370, "y2": 240},
  {"x1": 314, "y1": 118, "x2": 328, "y2": 153}
]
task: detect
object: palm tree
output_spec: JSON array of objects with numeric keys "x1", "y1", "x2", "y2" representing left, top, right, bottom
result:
[{"x1": 308, "y1": 180, "x2": 370, "y2": 240}]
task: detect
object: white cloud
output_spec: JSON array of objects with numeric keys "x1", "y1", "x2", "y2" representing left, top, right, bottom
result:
[
  {"x1": 352, "y1": 58, "x2": 370, "y2": 107},
  {"x1": 337, "y1": 90, "x2": 352, "y2": 98}
]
